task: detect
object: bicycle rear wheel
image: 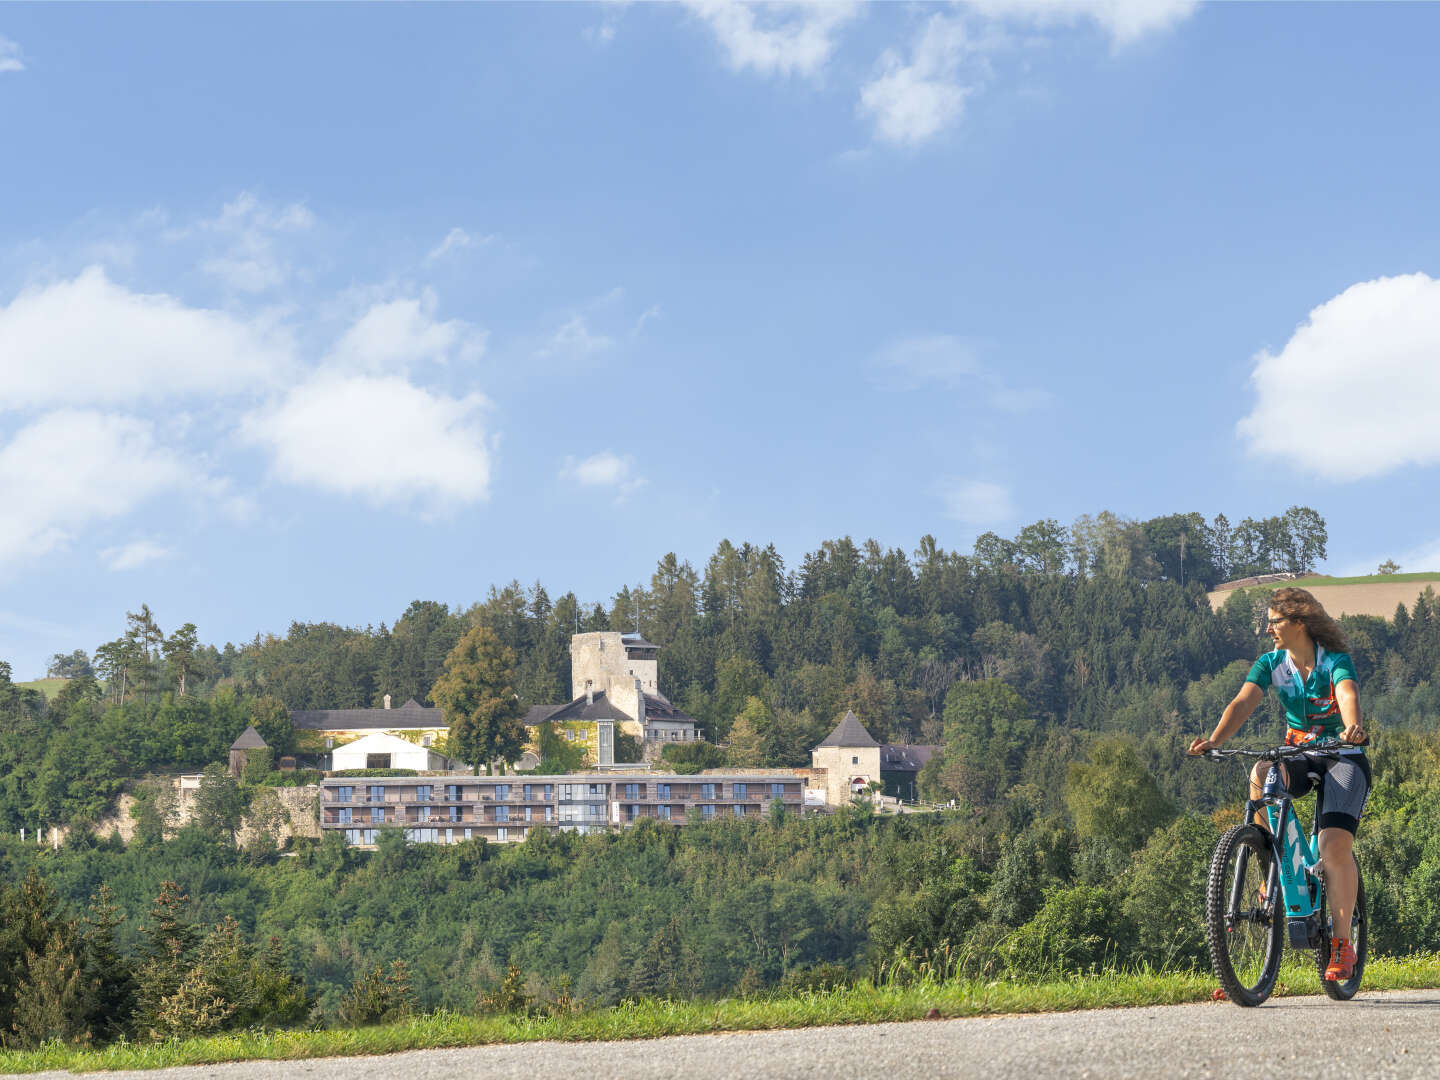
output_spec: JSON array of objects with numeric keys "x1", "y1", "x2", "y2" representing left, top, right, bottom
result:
[
  {"x1": 1205, "y1": 824, "x2": 1283, "y2": 1007},
  {"x1": 1315, "y1": 857, "x2": 1367, "y2": 1001}
]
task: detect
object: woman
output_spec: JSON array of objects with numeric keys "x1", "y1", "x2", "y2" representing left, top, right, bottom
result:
[{"x1": 1188, "y1": 586, "x2": 1368, "y2": 982}]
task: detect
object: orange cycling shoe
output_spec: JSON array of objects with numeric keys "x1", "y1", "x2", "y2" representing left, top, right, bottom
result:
[{"x1": 1324, "y1": 938, "x2": 1356, "y2": 982}]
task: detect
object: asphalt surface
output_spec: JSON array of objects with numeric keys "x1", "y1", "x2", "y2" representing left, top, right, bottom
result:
[{"x1": 17, "y1": 989, "x2": 1440, "y2": 1079}]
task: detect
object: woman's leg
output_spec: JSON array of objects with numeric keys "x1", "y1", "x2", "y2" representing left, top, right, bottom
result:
[{"x1": 1319, "y1": 827, "x2": 1357, "y2": 934}]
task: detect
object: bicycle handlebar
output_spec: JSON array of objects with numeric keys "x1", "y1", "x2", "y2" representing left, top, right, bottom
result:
[{"x1": 1201, "y1": 738, "x2": 1364, "y2": 764}]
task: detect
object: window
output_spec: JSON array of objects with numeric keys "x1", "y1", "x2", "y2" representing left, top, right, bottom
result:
[
  {"x1": 334, "y1": 786, "x2": 353, "y2": 803},
  {"x1": 524, "y1": 806, "x2": 533, "y2": 822},
  {"x1": 370, "y1": 807, "x2": 385, "y2": 824},
  {"x1": 497, "y1": 827, "x2": 508, "y2": 842},
  {"x1": 422, "y1": 734, "x2": 433, "y2": 747},
  {"x1": 446, "y1": 784, "x2": 461, "y2": 801},
  {"x1": 589, "y1": 783, "x2": 603, "y2": 796},
  {"x1": 495, "y1": 805, "x2": 509, "y2": 823},
  {"x1": 326, "y1": 737, "x2": 335, "y2": 749},
  {"x1": 732, "y1": 783, "x2": 747, "y2": 799},
  {"x1": 406, "y1": 828, "x2": 438, "y2": 843},
  {"x1": 445, "y1": 828, "x2": 454, "y2": 844},
  {"x1": 658, "y1": 805, "x2": 671, "y2": 821},
  {"x1": 366, "y1": 753, "x2": 392, "y2": 769},
  {"x1": 464, "y1": 827, "x2": 473, "y2": 840},
  {"x1": 701, "y1": 804, "x2": 715, "y2": 820},
  {"x1": 589, "y1": 803, "x2": 601, "y2": 818},
  {"x1": 495, "y1": 784, "x2": 510, "y2": 800},
  {"x1": 544, "y1": 806, "x2": 554, "y2": 822},
  {"x1": 734, "y1": 805, "x2": 746, "y2": 818},
  {"x1": 368, "y1": 785, "x2": 385, "y2": 803},
  {"x1": 543, "y1": 784, "x2": 553, "y2": 799},
  {"x1": 852, "y1": 755, "x2": 859, "y2": 765},
  {"x1": 523, "y1": 784, "x2": 534, "y2": 801},
  {"x1": 336, "y1": 808, "x2": 352, "y2": 825},
  {"x1": 418, "y1": 806, "x2": 432, "y2": 823},
  {"x1": 624, "y1": 783, "x2": 640, "y2": 800},
  {"x1": 560, "y1": 784, "x2": 574, "y2": 800},
  {"x1": 770, "y1": 783, "x2": 786, "y2": 799},
  {"x1": 700, "y1": 783, "x2": 716, "y2": 800},
  {"x1": 656, "y1": 783, "x2": 671, "y2": 799},
  {"x1": 448, "y1": 805, "x2": 461, "y2": 822},
  {"x1": 415, "y1": 785, "x2": 432, "y2": 802}
]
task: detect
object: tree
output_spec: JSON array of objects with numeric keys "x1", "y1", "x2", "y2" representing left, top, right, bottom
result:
[
  {"x1": 162, "y1": 623, "x2": 200, "y2": 696},
  {"x1": 94, "y1": 636, "x2": 144, "y2": 705},
  {"x1": 727, "y1": 697, "x2": 769, "y2": 766},
  {"x1": 1378, "y1": 559, "x2": 1401, "y2": 575},
  {"x1": 431, "y1": 624, "x2": 526, "y2": 774},
  {"x1": 46, "y1": 650, "x2": 93, "y2": 679},
  {"x1": 193, "y1": 764, "x2": 246, "y2": 843},
  {"x1": 1064, "y1": 738, "x2": 1175, "y2": 854}
]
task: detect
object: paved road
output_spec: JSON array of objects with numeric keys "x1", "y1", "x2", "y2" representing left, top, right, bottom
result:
[{"x1": 19, "y1": 989, "x2": 1440, "y2": 1079}]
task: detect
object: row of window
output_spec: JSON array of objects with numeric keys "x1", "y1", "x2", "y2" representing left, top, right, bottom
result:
[
  {"x1": 328, "y1": 781, "x2": 797, "y2": 805},
  {"x1": 340, "y1": 827, "x2": 530, "y2": 846},
  {"x1": 332, "y1": 805, "x2": 557, "y2": 825},
  {"x1": 630, "y1": 803, "x2": 748, "y2": 820}
]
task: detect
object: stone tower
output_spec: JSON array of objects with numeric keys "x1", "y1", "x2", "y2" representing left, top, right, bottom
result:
[{"x1": 569, "y1": 631, "x2": 659, "y2": 730}]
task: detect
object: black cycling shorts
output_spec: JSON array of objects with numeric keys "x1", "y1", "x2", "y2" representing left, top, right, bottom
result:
[{"x1": 1282, "y1": 751, "x2": 1371, "y2": 835}]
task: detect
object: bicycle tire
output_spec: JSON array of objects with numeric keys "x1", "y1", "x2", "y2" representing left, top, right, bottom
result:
[
  {"x1": 1315, "y1": 856, "x2": 1367, "y2": 1001},
  {"x1": 1205, "y1": 823, "x2": 1283, "y2": 1007}
]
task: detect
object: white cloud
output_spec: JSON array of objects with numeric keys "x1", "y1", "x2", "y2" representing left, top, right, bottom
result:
[
  {"x1": 101, "y1": 539, "x2": 175, "y2": 571},
  {"x1": 424, "y1": 227, "x2": 490, "y2": 264},
  {"x1": 962, "y1": 0, "x2": 1199, "y2": 47},
  {"x1": 0, "y1": 411, "x2": 191, "y2": 568},
  {"x1": 684, "y1": 0, "x2": 861, "y2": 78},
  {"x1": 240, "y1": 372, "x2": 493, "y2": 507},
  {"x1": 873, "y1": 334, "x2": 1050, "y2": 411},
  {"x1": 939, "y1": 478, "x2": 1015, "y2": 527},
  {"x1": 560, "y1": 451, "x2": 647, "y2": 500},
  {"x1": 859, "y1": 14, "x2": 972, "y2": 145},
  {"x1": 0, "y1": 266, "x2": 291, "y2": 410},
  {"x1": 1237, "y1": 273, "x2": 1440, "y2": 481},
  {"x1": 539, "y1": 314, "x2": 615, "y2": 359},
  {"x1": 183, "y1": 191, "x2": 315, "y2": 293},
  {"x1": 0, "y1": 36, "x2": 23, "y2": 73},
  {"x1": 326, "y1": 292, "x2": 482, "y2": 374}
]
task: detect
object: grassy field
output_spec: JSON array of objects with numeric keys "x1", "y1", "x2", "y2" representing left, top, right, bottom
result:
[
  {"x1": 15, "y1": 678, "x2": 68, "y2": 702},
  {"x1": 4, "y1": 955, "x2": 1439, "y2": 1074},
  {"x1": 1286, "y1": 572, "x2": 1440, "y2": 588}
]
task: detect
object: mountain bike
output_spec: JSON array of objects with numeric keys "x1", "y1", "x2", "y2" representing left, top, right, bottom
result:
[{"x1": 1200, "y1": 741, "x2": 1367, "y2": 1007}]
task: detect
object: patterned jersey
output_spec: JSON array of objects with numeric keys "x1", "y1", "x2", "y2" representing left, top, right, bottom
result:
[{"x1": 1245, "y1": 645, "x2": 1358, "y2": 747}]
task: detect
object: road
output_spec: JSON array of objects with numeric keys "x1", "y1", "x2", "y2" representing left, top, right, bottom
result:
[{"x1": 18, "y1": 989, "x2": 1440, "y2": 1079}]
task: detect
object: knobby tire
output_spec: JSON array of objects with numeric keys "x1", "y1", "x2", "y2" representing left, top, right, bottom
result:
[{"x1": 1205, "y1": 823, "x2": 1283, "y2": 1007}]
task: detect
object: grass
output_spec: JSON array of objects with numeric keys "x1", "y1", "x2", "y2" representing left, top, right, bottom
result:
[
  {"x1": 1286, "y1": 572, "x2": 1440, "y2": 588},
  {"x1": 4, "y1": 954, "x2": 1440, "y2": 1074},
  {"x1": 15, "y1": 678, "x2": 68, "y2": 702}
]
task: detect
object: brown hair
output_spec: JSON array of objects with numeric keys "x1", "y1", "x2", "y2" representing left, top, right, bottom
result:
[{"x1": 1268, "y1": 587, "x2": 1349, "y2": 654}]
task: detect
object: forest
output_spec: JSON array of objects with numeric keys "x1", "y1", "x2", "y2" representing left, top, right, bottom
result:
[{"x1": 3, "y1": 504, "x2": 1440, "y2": 1046}]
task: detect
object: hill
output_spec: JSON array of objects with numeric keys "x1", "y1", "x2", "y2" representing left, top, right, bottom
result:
[
  {"x1": 1207, "y1": 572, "x2": 1440, "y2": 618},
  {"x1": 17, "y1": 677, "x2": 69, "y2": 701}
]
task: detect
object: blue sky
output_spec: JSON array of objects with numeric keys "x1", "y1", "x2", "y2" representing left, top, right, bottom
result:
[{"x1": 3, "y1": 1, "x2": 1440, "y2": 678}]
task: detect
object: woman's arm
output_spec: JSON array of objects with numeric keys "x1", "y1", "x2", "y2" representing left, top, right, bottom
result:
[
  {"x1": 1336, "y1": 678, "x2": 1366, "y2": 744},
  {"x1": 1188, "y1": 682, "x2": 1263, "y2": 755}
]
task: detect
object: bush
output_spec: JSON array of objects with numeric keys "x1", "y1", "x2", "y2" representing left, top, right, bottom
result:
[
  {"x1": 337, "y1": 961, "x2": 414, "y2": 1027},
  {"x1": 1001, "y1": 885, "x2": 1132, "y2": 978}
]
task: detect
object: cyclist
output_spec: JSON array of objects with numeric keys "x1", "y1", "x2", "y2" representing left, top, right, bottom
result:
[{"x1": 1188, "y1": 586, "x2": 1369, "y2": 983}]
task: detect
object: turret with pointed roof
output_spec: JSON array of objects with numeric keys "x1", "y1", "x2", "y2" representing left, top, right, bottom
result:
[
  {"x1": 228, "y1": 725, "x2": 269, "y2": 777},
  {"x1": 815, "y1": 710, "x2": 880, "y2": 749}
]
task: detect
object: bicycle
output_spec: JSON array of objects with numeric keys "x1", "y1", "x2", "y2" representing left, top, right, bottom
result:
[{"x1": 1199, "y1": 741, "x2": 1367, "y2": 1006}]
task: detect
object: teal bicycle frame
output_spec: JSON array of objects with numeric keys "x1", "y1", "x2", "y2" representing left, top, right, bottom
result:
[{"x1": 1244, "y1": 749, "x2": 1335, "y2": 947}]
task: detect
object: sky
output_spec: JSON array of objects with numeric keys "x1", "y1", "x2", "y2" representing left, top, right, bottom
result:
[{"x1": 3, "y1": 1, "x2": 1440, "y2": 679}]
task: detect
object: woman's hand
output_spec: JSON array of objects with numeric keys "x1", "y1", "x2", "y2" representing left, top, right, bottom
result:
[
  {"x1": 1341, "y1": 724, "x2": 1368, "y2": 746},
  {"x1": 1188, "y1": 736, "x2": 1217, "y2": 756}
]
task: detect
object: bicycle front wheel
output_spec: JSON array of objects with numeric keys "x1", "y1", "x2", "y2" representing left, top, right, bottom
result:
[{"x1": 1205, "y1": 824, "x2": 1283, "y2": 1006}]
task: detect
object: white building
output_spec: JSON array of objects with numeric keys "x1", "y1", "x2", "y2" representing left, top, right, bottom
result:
[{"x1": 330, "y1": 731, "x2": 463, "y2": 773}]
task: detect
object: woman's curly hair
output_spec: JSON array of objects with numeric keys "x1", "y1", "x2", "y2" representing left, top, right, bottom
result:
[{"x1": 1268, "y1": 586, "x2": 1349, "y2": 654}]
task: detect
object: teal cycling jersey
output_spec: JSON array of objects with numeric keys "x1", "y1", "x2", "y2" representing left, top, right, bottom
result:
[{"x1": 1245, "y1": 645, "x2": 1358, "y2": 746}]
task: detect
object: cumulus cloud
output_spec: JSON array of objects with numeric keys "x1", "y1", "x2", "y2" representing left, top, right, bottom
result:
[
  {"x1": 962, "y1": 0, "x2": 1199, "y2": 47},
  {"x1": 0, "y1": 266, "x2": 291, "y2": 410},
  {"x1": 858, "y1": 14, "x2": 972, "y2": 145},
  {"x1": 684, "y1": 0, "x2": 861, "y2": 78},
  {"x1": 0, "y1": 412, "x2": 191, "y2": 568},
  {"x1": 939, "y1": 478, "x2": 1015, "y2": 527},
  {"x1": 101, "y1": 539, "x2": 175, "y2": 571},
  {"x1": 1237, "y1": 273, "x2": 1440, "y2": 481},
  {"x1": 560, "y1": 451, "x2": 646, "y2": 499},
  {"x1": 326, "y1": 292, "x2": 483, "y2": 373},
  {"x1": 240, "y1": 372, "x2": 493, "y2": 507},
  {"x1": 0, "y1": 36, "x2": 23, "y2": 73}
]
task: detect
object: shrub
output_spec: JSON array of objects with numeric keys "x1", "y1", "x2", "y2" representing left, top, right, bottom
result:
[{"x1": 337, "y1": 961, "x2": 414, "y2": 1027}]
